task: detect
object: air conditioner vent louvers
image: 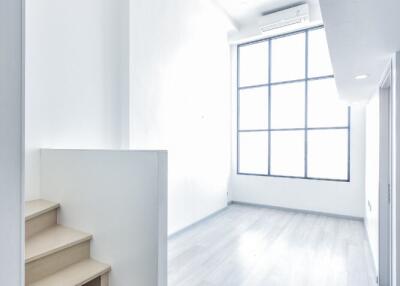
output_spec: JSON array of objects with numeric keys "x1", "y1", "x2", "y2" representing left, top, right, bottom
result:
[{"x1": 260, "y1": 18, "x2": 304, "y2": 32}]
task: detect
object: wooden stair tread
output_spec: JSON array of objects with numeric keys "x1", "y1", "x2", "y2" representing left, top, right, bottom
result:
[
  {"x1": 26, "y1": 225, "x2": 92, "y2": 263},
  {"x1": 29, "y1": 259, "x2": 111, "y2": 286},
  {"x1": 26, "y1": 200, "x2": 60, "y2": 221}
]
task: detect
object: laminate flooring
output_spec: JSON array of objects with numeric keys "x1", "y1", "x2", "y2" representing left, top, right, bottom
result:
[{"x1": 168, "y1": 204, "x2": 376, "y2": 286}]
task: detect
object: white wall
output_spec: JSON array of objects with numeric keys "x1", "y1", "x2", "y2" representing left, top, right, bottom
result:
[
  {"x1": 40, "y1": 149, "x2": 167, "y2": 286},
  {"x1": 0, "y1": 0, "x2": 24, "y2": 284},
  {"x1": 129, "y1": 0, "x2": 232, "y2": 234},
  {"x1": 25, "y1": 0, "x2": 130, "y2": 201},
  {"x1": 365, "y1": 93, "x2": 380, "y2": 272}
]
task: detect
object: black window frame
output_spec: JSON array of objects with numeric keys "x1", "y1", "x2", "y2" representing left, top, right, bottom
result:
[{"x1": 236, "y1": 25, "x2": 351, "y2": 182}]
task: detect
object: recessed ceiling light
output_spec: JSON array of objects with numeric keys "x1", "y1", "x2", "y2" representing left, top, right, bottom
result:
[{"x1": 355, "y1": 74, "x2": 369, "y2": 80}]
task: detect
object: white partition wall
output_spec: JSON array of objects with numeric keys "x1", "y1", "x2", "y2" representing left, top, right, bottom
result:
[
  {"x1": 40, "y1": 149, "x2": 167, "y2": 286},
  {"x1": 0, "y1": 0, "x2": 24, "y2": 284}
]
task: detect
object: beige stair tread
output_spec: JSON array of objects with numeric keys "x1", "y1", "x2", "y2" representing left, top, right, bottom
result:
[
  {"x1": 29, "y1": 259, "x2": 111, "y2": 286},
  {"x1": 26, "y1": 200, "x2": 60, "y2": 221},
  {"x1": 26, "y1": 225, "x2": 92, "y2": 263}
]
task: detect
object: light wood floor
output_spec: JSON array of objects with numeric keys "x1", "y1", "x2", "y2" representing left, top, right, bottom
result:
[{"x1": 168, "y1": 204, "x2": 376, "y2": 286}]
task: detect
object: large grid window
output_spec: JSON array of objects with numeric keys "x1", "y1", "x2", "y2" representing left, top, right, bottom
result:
[{"x1": 237, "y1": 26, "x2": 350, "y2": 181}]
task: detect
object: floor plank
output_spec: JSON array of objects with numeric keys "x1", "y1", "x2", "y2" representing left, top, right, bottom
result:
[{"x1": 168, "y1": 204, "x2": 376, "y2": 286}]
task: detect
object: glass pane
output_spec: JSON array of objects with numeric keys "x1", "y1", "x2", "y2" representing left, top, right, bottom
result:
[
  {"x1": 271, "y1": 32, "x2": 305, "y2": 83},
  {"x1": 271, "y1": 82, "x2": 305, "y2": 129},
  {"x1": 308, "y1": 78, "x2": 349, "y2": 128},
  {"x1": 308, "y1": 129, "x2": 348, "y2": 180},
  {"x1": 308, "y1": 28, "x2": 333, "y2": 77},
  {"x1": 239, "y1": 87, "x2": 268, "y2": 130},
  {"x1": 239, "y1": 132, "x2": 268, "y2": 174},
  {"x1": 239, "y1": 42, "x2": 269, "y2": 87},
  {"x1": 270, "y1": 130, "x2": 304, "y2": 177}
]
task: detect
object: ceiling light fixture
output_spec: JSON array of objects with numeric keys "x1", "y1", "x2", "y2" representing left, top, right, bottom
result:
[{"x1": 354, "y1": 74, "x2": 369, "y2": 80}]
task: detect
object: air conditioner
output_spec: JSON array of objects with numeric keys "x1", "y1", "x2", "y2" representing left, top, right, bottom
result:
[{"x1": 258, "y1": 4, "x2": 309, "y2": 33}]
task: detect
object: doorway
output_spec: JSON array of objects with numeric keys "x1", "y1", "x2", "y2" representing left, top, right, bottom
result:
[{"x1": 379, "y1": 65, "x2": 393, "y2": 286}]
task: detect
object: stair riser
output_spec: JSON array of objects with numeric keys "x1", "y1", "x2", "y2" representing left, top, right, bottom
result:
[
  {"x1": 82, "y1": 273, "x2": 109, "y2": 286},
  {"x1": 26, "y1": 240, "x2": 90, "y2": 284},
  {"x1": 26, "y1": 210, "x2": 57, "y2": 239},
  {"x1": 84, "y1": 277, "x2": 100, "y2": 286}
]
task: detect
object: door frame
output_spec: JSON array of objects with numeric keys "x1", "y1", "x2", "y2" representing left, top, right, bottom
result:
[{"x1": 378, "y1": 63, "x2": 393, "y2": 286}]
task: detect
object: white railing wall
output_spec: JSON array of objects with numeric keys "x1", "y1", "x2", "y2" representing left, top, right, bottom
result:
[{"x1": 40, "y1": 149, "x2": 167, "y2": 286}]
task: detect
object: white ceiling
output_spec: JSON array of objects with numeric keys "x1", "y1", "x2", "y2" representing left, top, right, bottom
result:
[{"x1": 319, "y1": 0, "x2": 400, "y2": 102}]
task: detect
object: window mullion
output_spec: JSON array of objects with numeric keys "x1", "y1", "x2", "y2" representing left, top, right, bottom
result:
[
  {"x1": 347, "y1": 106, "x2": 351, "y2": 181},
  {"x1": 304, "y1": 30, "x2": 309, "y2": 178},
  {"x1": 267, "y1": 40, "x2": 272, "y2": 176},
  {"x1": 237, "y1": 46, "x2": 240, "y2": 174}
]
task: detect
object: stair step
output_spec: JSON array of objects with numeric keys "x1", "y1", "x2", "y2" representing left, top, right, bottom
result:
[
  {"x1": 26, "y1": 200, "x2": 60, "y2": 221},
  {"x1": 26, "y1": 200, "x2": 59, "y2": 239},
  {"x1": 26, "y1": 225, "x2": 92, "y2": 263},
  {"x1": 28, "y1": 259, "x2": 111, "y2": 286}
]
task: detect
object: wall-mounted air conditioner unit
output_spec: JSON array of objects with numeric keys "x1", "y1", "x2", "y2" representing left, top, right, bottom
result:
[{"x1": 258, "y1": 4, "x2": 309, "y2": 33}]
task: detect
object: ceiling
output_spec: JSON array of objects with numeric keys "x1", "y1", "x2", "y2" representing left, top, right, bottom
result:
[{"x1": 319, "y1": 0, "x2": 400, "y2": 102}]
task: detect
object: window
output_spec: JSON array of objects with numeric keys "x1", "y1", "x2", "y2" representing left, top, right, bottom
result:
[{"x1": 237, "y1": 26, "x2": 350, "y2": 181}]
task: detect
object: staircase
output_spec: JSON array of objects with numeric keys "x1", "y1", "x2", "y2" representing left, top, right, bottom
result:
[{"x1": 25, "y1": 200, "x2": 111, "y2": 286}]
